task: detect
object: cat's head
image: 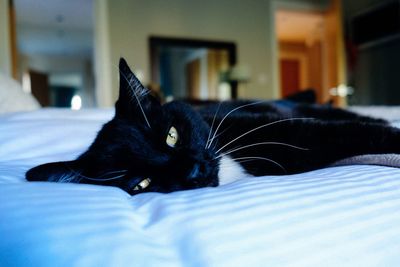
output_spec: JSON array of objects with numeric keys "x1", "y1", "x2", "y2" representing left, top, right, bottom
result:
[{"x1": 26, "y1": 58, "x2": 220, "y2": 195}]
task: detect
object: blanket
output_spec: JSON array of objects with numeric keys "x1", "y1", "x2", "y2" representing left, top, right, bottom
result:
[{"x1": 1, "y1": 109, "x2": 399, "y2": 267}]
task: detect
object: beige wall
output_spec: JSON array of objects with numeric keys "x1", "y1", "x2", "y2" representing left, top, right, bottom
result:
[
  {"x1": 95, "y1": 0, "x2": 330, "y2": 106},
  {"x1": 102, "y1": 0, "x2": 276, "y2": 103},
  {"x1": 0, "y1": 0, "x2": 11, "y2": 76}
]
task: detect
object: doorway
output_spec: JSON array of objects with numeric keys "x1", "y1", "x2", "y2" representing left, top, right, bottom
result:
[
  {"x1": 275, "y1": 0, "x2": 347, "y2": 106},
  {"x1": 276, "y1": 9, "x2": 324, "y2": 101}
]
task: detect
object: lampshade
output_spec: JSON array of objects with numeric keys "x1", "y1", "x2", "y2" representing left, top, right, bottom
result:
[{"x1": 228, "y1": 65, "x2": 250, "y2": 82}]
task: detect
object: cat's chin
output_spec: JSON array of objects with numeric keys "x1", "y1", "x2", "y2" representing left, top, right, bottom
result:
[{"x1": 217, "y1": 155, "x2": 252, "y2": 186}]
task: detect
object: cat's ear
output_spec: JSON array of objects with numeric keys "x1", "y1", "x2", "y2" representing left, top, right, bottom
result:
[
  {"x1": 116, "y1": 58, "x2": 160, "y2": 125},
  {"x1": 26, "y1": 160, "x2": 83, "y2": 183},
  {"x1": 117, "y1": 58, "x2": 148, "y2": 103}
]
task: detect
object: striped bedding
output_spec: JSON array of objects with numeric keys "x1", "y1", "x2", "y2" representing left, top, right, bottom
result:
[{"x1": 1, "y1": 109, "x2": 400, "y2": 267}]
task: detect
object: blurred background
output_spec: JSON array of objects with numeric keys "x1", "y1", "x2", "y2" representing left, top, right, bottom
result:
[{"x1": 1, "y1": 0, "x2": 400, "y2": 109}]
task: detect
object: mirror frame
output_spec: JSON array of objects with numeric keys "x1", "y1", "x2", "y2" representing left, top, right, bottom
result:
[{"x1": 149, "y1": 36, "x2": 238, "y2": 99}]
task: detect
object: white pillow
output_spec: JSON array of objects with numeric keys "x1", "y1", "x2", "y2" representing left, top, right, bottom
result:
[{"x1": 0, "y1": 73, "x2": 40, "y2": 114}]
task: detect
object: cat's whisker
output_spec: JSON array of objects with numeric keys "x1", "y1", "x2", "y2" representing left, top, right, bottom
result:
[
  {"x1": 57, "y1": 173, "x2": 77, "y2": 183},
  {"x1": 97, "y1": 169, "x2": 128, "y2": 178},
  {"x1": 231, "y1": 156, "x2": 287, "y2": 173},
  {"x1": 207, "y1": 100, "x2": 265, "y2": 149},
  {"x1": 216, "y1": 159, "x2": 256, "y2": 168},
  {"x1": 216, "y1": 142, "x2": 309, "y2": 159},
  {"x1": 79, "y1": 173, "x2": 126, "y2": 182},
  {"x1": 215, "y1": 118, "x2": 315, "y2": 154},
  {"x1": 205, "y1": 103, "x2": 222, "y2": 149},
  {"x1": 211, "y1": 138, "x2": 221, "y2": 152},
  {"x1": 114, "y1": 64, "x2": 152, "y2": 129},
  {"x1": 63, "y1": 163, "x2": 128, "y2": 182},
  {"x1": 209, "y1": 123, "x2": 234, "y2": 150},
  {"x1": 216, "y1": 155, "x2": 286, "y2": 173}
]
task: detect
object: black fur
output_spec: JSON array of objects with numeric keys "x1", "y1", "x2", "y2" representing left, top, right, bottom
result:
[{"x1": 26, "y1": 58, "x2": 400, "y2": 195}]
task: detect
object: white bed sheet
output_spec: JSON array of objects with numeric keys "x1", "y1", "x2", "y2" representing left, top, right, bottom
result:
[{"x1": 1, "y1": 109, "x2": 400, "y2": 267}]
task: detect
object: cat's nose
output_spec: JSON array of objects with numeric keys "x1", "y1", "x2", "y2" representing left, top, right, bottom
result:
[{"x1": 188, "y1": 163, "x2": 201, "y2": 179}]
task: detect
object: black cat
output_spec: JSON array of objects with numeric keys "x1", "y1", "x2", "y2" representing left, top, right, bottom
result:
[{"x1": 26, "y1": 58, "x2": 400, "y2": 195}]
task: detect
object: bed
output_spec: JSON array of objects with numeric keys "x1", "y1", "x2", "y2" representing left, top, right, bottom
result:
[{"x1": 0, "y1": 106, "x2": 400, "y2": 267}]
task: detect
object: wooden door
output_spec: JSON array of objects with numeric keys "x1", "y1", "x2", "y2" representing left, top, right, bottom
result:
[
  {"x1": 280, "y1": 59, "x2": 300, "y2": 97},
  {"x1": 29, "y1": 70, "x2": 50, "y2": 106}
]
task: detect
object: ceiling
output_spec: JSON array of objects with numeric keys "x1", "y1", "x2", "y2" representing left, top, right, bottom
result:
[
  {"x1": 14, "y1": 2, "x2": 324, "y2": 57},
  {"x1": 276, "y1": 10, "x2": 324, "y2": 43},
  {"x1": 14, "y1": 0, "x2": 93, "y2": 57}
]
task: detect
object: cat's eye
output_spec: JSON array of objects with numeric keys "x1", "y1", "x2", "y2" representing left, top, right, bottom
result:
[
  {"x1": 132, "y1": 178, "x2": 151, "y2": 191},
  {"x1": 166, "y1": 126, "x2": 179, "y2": 147}
]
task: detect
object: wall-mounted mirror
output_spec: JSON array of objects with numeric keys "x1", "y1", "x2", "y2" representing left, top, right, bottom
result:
[{"x1": 149, "y1": 37, "x2": 237, "y2": 102}]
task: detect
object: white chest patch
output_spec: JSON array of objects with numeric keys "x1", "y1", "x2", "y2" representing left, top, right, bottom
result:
[{"x1": 218, "y1": 155, "x2": 252, "y2": 185}]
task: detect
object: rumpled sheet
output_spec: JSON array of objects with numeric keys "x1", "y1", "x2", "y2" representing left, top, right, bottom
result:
[{"x1": 1, "y1": 109, "x2": 400, "y2": 267}]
